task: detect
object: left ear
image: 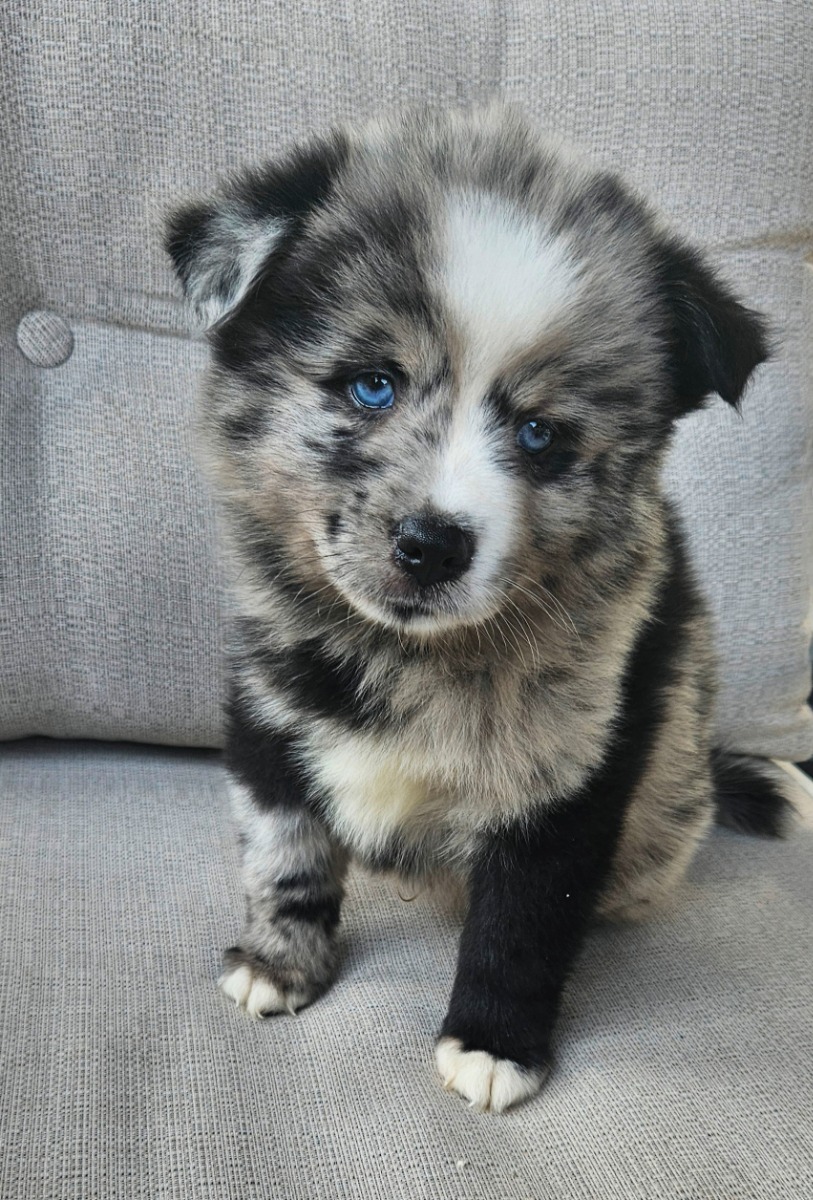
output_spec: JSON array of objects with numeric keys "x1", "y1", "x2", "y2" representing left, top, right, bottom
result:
[
  {"x1": 653, "y1": 236, "x2": 771, "y2": 416},
  {"x1": 163, "y1": 131, "x2": 350, "y2": 331}
]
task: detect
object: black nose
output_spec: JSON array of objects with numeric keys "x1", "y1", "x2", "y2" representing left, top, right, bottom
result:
[{"x1": 393, "y1": 515, "x2": 475, "y2": 587}]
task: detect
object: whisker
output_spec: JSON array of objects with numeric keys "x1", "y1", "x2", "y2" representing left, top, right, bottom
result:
[
  {"x1": 501, "y1": 596, "x2": 543, "y2": 670},
  {"x1": 508, "y1": 578, "x2": 581, "y2": 644}
]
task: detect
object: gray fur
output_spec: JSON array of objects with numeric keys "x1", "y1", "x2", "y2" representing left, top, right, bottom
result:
[
  {"x1": 225, "y1": 779, "x2": 347, "y2": 1010},
  {"x1": 166, "y1": 106, "x2": 768, "y2": 1063}
]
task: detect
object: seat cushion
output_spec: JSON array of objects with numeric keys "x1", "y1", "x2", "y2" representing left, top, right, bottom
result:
[{"x1": 2, "y1": 739, "x2": 811, "y2": 1199}]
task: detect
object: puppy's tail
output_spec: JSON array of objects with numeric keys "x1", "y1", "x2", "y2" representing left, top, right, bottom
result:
[{"x1": 712, "y1": 749, "x2": 795, "y2": 837}]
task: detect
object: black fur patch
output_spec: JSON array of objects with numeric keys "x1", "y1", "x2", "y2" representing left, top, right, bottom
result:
[
  {"x1": 231, "y1": 519, "x2": 313, "y2": 611},
  {"x1": 253, "y1": 638, "x2": 389, "y2": 730},
  {"x1": 555, "y1": 171, "x2": 644, "y2": 238},
  {"x1": 225, "y1": 684, "x2": 317, "y2": 812},
  {"x1": 240, "y1": 135, "x2": 351, "y2": 226},
  {"x1": 441, "y1": 785, "x2": 627, "y2": 1068},
  {"x1": 526, "y1": 443, "x2": 580, "y2": 484},
  {"x1": 712, "y1": 750, "x2": 793, "y2": 837},
  {"x1": 324, "y1": 426, "x2": 382, "y2": 482},
  {"x1": 276, "y1": 894, "x2": 342, "y2": 933},
  {"x1": 276, "y1": 872, "x2": 320, "y2": 891},
  {"x1": 484, "y1": 383, "x2": 515, "y2": 428},
  {"x1": 164, "y1": 132, "x2": 350, "y2": 319},
  {"x1": 163, "y1": 198, "x2": 220, "y2": 297},
  {"x1": 652, "y1": 237, "x2": 771, "y2": 415},
  {"x1": 609, "y1": 514, "x2": 702, "y2": 758},
  {"x1": 219, "y1": 403, "x2": 269, "y2": 443}
]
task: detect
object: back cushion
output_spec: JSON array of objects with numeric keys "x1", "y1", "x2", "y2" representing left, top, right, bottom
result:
[{"x1": 1, "y1": 0, "x2": 811, "y2": 757}]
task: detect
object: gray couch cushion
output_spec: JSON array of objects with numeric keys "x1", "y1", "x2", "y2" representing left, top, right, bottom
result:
[
  {"x1": 2, "y1": 325, "x2": 222, "y2": 746},
  {"x1": 662, "y1": 248, "x2": 813, "y2": 756},
  {"x1": 2, "y1": 0, "x2": 812, "y2": 758},
  {"x1": 2, "y1": 739, "x2": 811, "y2": 1198}
]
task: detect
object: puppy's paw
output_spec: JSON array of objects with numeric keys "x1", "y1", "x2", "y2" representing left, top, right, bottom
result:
[
  {"x1": 218, "y1": 958, "x2": 310, "y2": 1018},
  {"x1": 435, "y1": 1037, "x2": 547, "y2": 1113}
]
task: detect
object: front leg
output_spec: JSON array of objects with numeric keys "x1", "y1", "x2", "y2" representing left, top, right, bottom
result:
[
  {"x1": 218, "y1": 688, "x2": 347, "y2": 1018},
  {"x1": 437, "y1": 787, "x2": 625, "y2": 1112}
]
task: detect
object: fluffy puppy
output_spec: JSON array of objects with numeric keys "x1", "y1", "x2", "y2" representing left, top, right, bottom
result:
[{"x1": 165, "y1": 106, "x2": 789, "y2": 1113}]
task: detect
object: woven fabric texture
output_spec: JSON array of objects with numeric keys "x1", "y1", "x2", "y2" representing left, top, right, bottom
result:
[
  {"x1": 1, "y1": 739, "x2": 811, "y2": 1200},
  {"x1": 1, "y1": 0, "x2": 812, "y2": 755},
  {"x1": 2, "y1": 323, "x2": 223, "y2": 746}
]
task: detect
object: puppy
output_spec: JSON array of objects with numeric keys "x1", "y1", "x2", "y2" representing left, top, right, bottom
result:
[{"x1": 165, "y1": 106, "x2": 789, "y2": 1113}]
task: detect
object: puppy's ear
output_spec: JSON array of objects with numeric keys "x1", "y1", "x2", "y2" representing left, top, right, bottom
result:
[
  {"x1": 654, "y1": 236, "x2": 770, "y2": 416},
  {"x1": 164, "y1": 133, "x2": 349, "y2": 330}
]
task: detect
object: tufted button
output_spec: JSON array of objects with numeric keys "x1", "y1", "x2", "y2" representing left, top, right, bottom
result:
[{"x1": 16, "y1": 309, "x2": 74, "y2": 367}]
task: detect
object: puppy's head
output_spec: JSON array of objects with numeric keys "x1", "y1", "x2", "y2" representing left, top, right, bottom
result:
[{"x1": 165, "y1": 107, "x2": 768, "y2": 636}]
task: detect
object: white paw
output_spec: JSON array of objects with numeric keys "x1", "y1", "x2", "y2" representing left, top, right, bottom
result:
[
  {"x1": 218, "y1": 963, "x2": 308, "y2": 1018},
  {"x1": 435, "y1": 1037, "x2": 547, "y2": 1113}
]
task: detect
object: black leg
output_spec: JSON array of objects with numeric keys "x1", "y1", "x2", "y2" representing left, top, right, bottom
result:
[{"x1": 437, "y1": 786, "x2": 625, "y2": 1111}]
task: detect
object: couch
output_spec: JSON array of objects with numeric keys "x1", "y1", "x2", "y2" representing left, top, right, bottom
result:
[{"x1": 2, "y1": 2, "x2": 812, "y2": 1197}]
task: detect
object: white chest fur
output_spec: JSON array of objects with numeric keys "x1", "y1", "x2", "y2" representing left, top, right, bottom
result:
[{"x1": 307, "y1": 731, "x2": 443, "y2": 857}]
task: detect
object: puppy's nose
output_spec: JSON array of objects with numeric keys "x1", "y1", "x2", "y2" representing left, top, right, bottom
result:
[{"x1": 393, "y1": 515, "x2": 474, "y2": 587}]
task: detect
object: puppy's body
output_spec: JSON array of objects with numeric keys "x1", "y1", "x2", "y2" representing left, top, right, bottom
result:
[
  {"x1": 225, "y1": 497, "x2": 707, "y2": 903},
  {"x1": 166, "y1": 107, "x2": 787, "y2": 1112}
]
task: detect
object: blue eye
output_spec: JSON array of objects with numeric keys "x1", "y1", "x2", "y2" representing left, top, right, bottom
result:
[
  {"x1": 517, "y1": 418, "x2": 554, "y2": 454},
  {"x1": 348, "y1": 372, "x2": 395, "y2": 410}
]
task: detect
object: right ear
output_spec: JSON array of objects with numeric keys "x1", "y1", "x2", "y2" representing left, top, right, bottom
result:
[
  {"x1": 651, "y1": 234, "x2": 771, "y2": 417},
  {"x1": 163, "y1": 132, "x2": 349, "y2": 330}
]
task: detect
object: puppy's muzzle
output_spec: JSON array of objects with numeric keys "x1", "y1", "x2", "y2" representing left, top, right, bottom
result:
[{"x1": 393, "y1": 515, "x2": 475, "y2": 588}]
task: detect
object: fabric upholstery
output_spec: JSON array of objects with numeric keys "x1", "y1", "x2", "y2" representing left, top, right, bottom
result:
[
  {"x1": 1, "y1": 739, "x2": 811, "y2": 1199},
  {"x1": 2, "y1": 323, "x2": 222, "y2": 746},
  {"x1": 1, "y1": 0, "x2": 812, "y2": 756}
]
